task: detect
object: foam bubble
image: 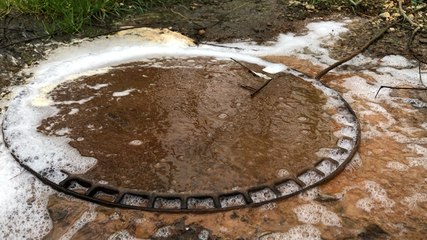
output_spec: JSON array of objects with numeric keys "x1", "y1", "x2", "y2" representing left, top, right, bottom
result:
[
  {"x1": 379, "y1": 55, "x2": 415, "y2": 68},
  {"x1": 402, "y1": 193, "x2": 427, "y2": 209},
  {"x1": 120, "y1": 194, "x2": 149, "y2": 207},
  {"x1": 153, "y1": 226, "x2": 173, "y2": 238},
  {"x1": 298, "y1": 170, "x2": 323, "y2": 186},
  {"x1": 250, "y1": 188, "x2": 277, "y2": 203},
  {"x1": 154, "y1": 198, "x2": 181, "y2": 209},
  {"x1": 293, "y1": 203, "x2": 341, "y2": 227},
  {"x1": 356, "y1": 181, "x2": 395, "y2": 212},
  {"x1": 277, "y1": 180, "x2": 302, "y2": 196},
  {"x1": 59, "y1": 205, "x2": 97, "y2": 240},
  {"x1": 198, "y1": 229, "x2": 210, "y2": 240},
  {"x1": 386, "y1": 161, "x2": 409, "y2": 171},
  {"x1": 316, "y1": 159, "x2": 337, "y2": 175},
  {"x1": 108, "y1": 230, "x2": 136, "y2": 240},
  {"x1": 220, "y1": 194, "x2": 246, "y2": 208},
  {"x1": 188, "y1": 198, "x2": 215, "y2": 209},
  {"x1": 112, "y1": 89, "x2": 135, "y2": 97},
  {"x1": 129, "y1": 140, "x2": 143, "y2": 146},
  {"x1": 87, "y1": 83, "x2": 109, "y2": 90}
]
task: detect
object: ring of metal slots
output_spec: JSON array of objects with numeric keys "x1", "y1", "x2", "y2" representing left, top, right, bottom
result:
[{"x1": 3, "y1": 84, "x2": 360, "y2": 213}]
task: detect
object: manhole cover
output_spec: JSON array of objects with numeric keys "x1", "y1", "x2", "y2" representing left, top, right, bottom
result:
[{"x1": 3, "y1": 56, "x2": 359, "y2": 212}]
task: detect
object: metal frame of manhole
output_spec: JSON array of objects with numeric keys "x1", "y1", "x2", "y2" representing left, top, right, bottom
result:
[{"x1": 2, "y1": 79, "x2": 360, "y2": 213}]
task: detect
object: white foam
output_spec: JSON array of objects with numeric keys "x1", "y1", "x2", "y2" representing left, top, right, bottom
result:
[
  {"x1": 316, "y1": 160, "x2": 337, "y2": 175},
  {"x1": 188, "y1": 198, "x2": 215, "y2": 209},
  {"x1": 68, "y1": 108, "x2": 79, "y2": 115},
  {"x1": 250, "y1": 188, "x2": 277, "y2": 203},
  {"x1": 87, "y1": 83, "x2": 109, "y2": 90},
  {"x1": 220, "y1": 195, "x2": 246, "y2": 208},
  {"x1": 401, "y1": 193, "x2": 427, "y2": 209},
  {"x1": 386, "y1": 161, "x2": 409, "y2": 171},
  {"x1": 59, "y1": 205, "x2": 97, "y2": 240},
  {"x1": 120, "y1": 194, "x2": 149, "y2": 207},
  {"x1": 153, "y1": 226, "x2": 173, "y2": 238},
  {"x1": 277, "y1": 180, "x2": 302, "y2": 196},
  {"x1": 108, "y1": 230, "x2": 137, "y2": 240},
  {"x1": 407, "y1": 144, "x2": 427, "y2": 169},
  {"x1": 129, "y1": 140, "x2": 143, "y2": 146},
  {"x1": 356, "y1": 181, "x2": 395, "y2": 213},
  {"x1": 379, "y1": 55, "x2": 415, "y2": 68},
  {"x1": 112, "y1": 89, "x2": 135, "y2": 97},
  {"x1": 298, "y1": 170, "x2": 323, "y2": 186},
  {"x1": 293, "y1": 203, "x2": 341, "y2": 227},
  {"x1": 0, "y1": 151, "x2": 53, "y2": 239},
  {"x1": 153, "y1": 198, "x2": 181, "y2": 209},
  {"x1": 198, "y1": 230, "x2": 210, "y2": 240},
  {"x1": 277, "y1": 168, "x2": 290, "y2": 177}
]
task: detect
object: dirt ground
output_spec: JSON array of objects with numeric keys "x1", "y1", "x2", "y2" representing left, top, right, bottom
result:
[
  {"x1": 1, "y1": 0, "x2": 427, "y2": 239},
  {"x1": 1, "y1": 0, "x2": 426, "y2": 93}
]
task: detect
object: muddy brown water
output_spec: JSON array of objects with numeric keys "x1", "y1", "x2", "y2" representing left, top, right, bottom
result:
[{"x1": 38, "y1": 57, "x2": 337, "y2": 194}]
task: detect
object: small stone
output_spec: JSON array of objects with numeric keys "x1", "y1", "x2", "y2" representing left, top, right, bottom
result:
[
  {"x1": 305, "y1": 4, "x2": 315, "y2": 10},
  {"x1": 197, "y1": 29, "x2": 206, "y2": 36},
  {"x1": 218, "y1": 113, "x2": 228, "y2": 119},
  {"x1": 379, "y1": 12, "x2": 391, "y2": 19}
]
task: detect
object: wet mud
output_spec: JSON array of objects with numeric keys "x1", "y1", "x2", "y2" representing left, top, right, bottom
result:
[
  {"x1": 42, "y1": 56, "x2": 427, "y2": 240},
  {"x1": 39, "y1": 57, "x2": 336, "y2": 194}
]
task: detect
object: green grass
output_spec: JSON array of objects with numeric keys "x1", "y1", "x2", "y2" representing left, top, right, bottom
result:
[{"x1": 0, "y1": 0, "x2": 181, "y2": 34}]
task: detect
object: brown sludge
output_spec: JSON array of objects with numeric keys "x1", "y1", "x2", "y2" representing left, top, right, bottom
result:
[{"x1": 38, "y1": 57, "x2": 337, "y2": 194}]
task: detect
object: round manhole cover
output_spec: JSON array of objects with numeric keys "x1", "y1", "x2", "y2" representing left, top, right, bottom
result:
[{"x1": 3, "y1": 56, "x2": 359, "y2": 212}]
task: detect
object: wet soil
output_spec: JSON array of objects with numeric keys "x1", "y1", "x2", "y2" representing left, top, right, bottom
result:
[
  {"x1": 42, "y1": 54, "x2": 427, "y2": 240},
  {"x1": 2, "y1": 0, "x2": 426, "y2": 95},
  {"x1": 1, "y1": 0, "x2": 427, "y2": 239},
  {"x1": 39, "y1": 57, "x2": 336, "y2": 194}
]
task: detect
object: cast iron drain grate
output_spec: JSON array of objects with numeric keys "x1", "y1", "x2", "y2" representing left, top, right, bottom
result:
[{"x1": 2, "y1": 57, "x2": 360, "y2": 212}]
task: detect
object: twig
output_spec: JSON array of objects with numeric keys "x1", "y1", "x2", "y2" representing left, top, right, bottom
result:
[
  {"x1": 398, "y1": 0, "x2": 421, "y2": 28},
  {"x1": 199, "y1": 42, "x2": 244, "y2": 50},
  {"x1": 315, "y1": 22, "x2": 396, "y2": 81},
  {"x1": 239, "y1": 84, "x2": 257, "y2": 92},
  {"x1": 408, "y1": 26, "x2": 427, "y2": 64},
  {"x1": 231, "y1": 58, "x2": 261, "y2": 78},
  {"x1": 9, "y1": 169, "x2": 25, "y2": 180},
  {"x1": 250, "y1": 78, "x2": 275, "y2": 98},
  {"x1": 375, "y1": 85, "x2": 427, "y2": 98}
]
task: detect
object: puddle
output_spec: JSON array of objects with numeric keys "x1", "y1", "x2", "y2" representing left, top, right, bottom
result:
[{"x1": 39, "y1": 57, "x2": 335, "y2": 192}]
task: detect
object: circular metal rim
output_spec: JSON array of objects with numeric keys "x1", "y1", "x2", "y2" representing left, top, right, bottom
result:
[{"x1": 2, "y1": 75, "x2": 360, "y2": 213}]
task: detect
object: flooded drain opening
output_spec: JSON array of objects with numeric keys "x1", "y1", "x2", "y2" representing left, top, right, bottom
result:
[{"x1": 3, "y1": 57, "x2": 359, "y2": 212}]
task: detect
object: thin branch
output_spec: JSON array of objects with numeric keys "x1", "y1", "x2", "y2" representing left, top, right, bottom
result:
[
  {"x1": 231, "y1": 58, "x2": 262, "y2": 78},
  {"x1": 250, "y1": 78, "x2": 275, "y2": 98},
  {"x1": 408, "y1": 26, "x2": 427, "y2": 64},
  {"x1": 375, "y1": 85, "x2": 427, "y2": 98},
  {"x1": 315, "y1": 22, "x2": 396, "y2": 81},
  {"x1": 398, "y1": 0, "x2": 422, "y2": 28},
  {"x1": 239, "y1": 84, "x2": 257, "y2": 92},
  {"x1": 199, "y1": 42, "x2": 244, "y2": 50}
]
